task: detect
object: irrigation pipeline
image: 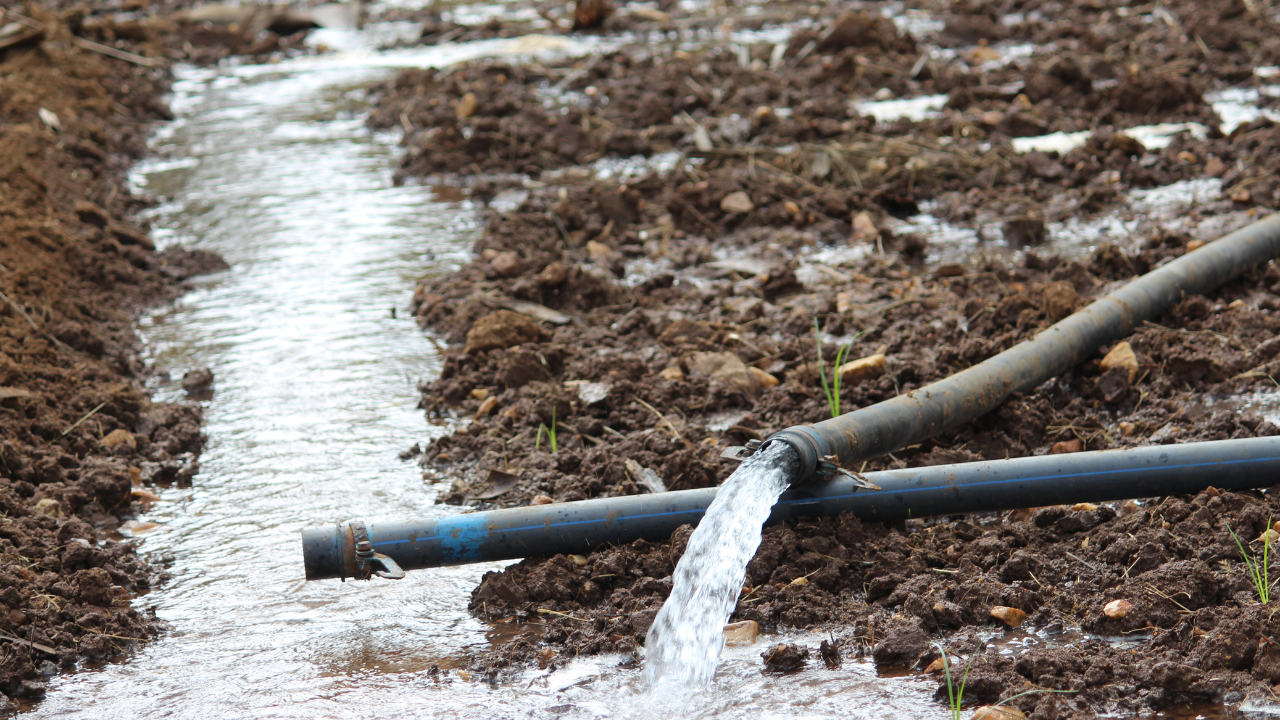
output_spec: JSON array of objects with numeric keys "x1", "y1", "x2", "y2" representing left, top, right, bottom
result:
[
  {"x1": 302, "y1": 213, "x2": 1280, "y2": 579},
  {"x1": 302, "y1": 437, "x2": 1280, "y2": 578},
  {"x1": 762, "y1": 213, "x2": 1280, "y2": 484}
]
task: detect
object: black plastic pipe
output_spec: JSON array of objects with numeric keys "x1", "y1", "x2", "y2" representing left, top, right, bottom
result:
[
  {"x1": 768, "y1": 213, "x2": 1280, "y2": 484},
  {"x1": 302, "y1": 436, "x2": 1280, "y2": 579}
]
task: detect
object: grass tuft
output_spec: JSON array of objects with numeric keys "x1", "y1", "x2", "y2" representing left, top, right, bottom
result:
[
  {"x1": 813, "y1": 320, "x2": 859, "y2": 419},
  {"x1": 537, "y1": 408, "x2": 559, "y2": 454},
  {"x1": 1227, "y1": 516, "x2": 1272, "y2": 604}
]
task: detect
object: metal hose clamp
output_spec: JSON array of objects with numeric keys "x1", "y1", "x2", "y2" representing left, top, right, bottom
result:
[{"x1": 350, "y1": 522, "x2": 406, "y2": 580}]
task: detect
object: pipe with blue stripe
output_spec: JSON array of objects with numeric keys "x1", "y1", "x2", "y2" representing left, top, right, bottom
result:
[{"x1": 301, "y1": 436, "x2": 1280, "y2": 579}]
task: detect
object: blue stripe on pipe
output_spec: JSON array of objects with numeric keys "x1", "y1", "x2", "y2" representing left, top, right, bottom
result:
[{"x1": 371, "y1": 453, "x2": 1280, "y2": 550}]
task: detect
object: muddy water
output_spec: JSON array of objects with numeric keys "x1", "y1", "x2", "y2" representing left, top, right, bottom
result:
[{"x1": 21, "y1": 24, "x2": 1256, "y2": 720}]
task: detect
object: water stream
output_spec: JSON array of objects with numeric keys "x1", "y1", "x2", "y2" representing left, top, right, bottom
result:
[{"x1": 642, "y1": 443, "x2": 798, "y2": 689}]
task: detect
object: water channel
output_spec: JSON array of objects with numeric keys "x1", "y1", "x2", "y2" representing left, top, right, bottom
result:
[{"x1": 20, "y1": 21, "x2": 1267, "y2": 720}]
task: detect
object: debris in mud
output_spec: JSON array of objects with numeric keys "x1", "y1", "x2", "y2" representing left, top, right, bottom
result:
[
  {"x1": 761, "y1": 643, "x2": 809, "y2": 673},
  {"x1": 819, "y1": 638, "x2": 842, "y2": 669},
  {"x1": 1, "y1": 5, "x2": 219, "y2": 705}
]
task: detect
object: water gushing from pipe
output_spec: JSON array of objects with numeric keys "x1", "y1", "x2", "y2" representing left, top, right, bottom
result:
[{"x1": 642, "y1": 442, "x2": 800, "y2": 688}]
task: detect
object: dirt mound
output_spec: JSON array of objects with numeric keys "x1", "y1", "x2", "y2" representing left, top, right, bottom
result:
[{"x1": 1, "y1": 5, "x2": 218, "y2": 710}]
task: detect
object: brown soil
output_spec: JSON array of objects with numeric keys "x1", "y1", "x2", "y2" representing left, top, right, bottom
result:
[
  {"x1": 1, "y1": 4, "x2": 221, "y2": 713},
  {"x1": 373, "y1": 0, "x2": 1280, "y2": 716}
]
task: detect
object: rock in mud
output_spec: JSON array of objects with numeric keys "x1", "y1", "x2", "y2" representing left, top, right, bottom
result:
[
  {"x1": 723, "y1": 620, "x2": 759, "y2": 646},
  {"x1": 689, "y1": 352, "x2": 759, "y2": 394},
  {"x1": 100, "y1": 429, "x2": 137, "y2": 449},
  {"x1": 761, "y1": 643, "x2": 809, "y2": 672},
  {"x1": 1103, "y1": 599, "x2": 1133, "y2": 619},
  {"x1": 182, "y1": 367, "x2": 215, "y2": 394},
  {"x1": 972, "y1": 707, "x2": 1026, "y2": 720},
  {"x1": 1099, "y1": 341, "x2": 1139, "y2": 382},
  {"x1": 836, "y1": 354, "x2": 887, "y2": 385},
  {"x1": 990, "y1": 606, "x2": 1027, "y2": 628},
  {"x1": 720, "y1": 191, "x2": 755, "y2": 215},
  {"x1": 489, "y1": 250, "x2": 523, "y2": 278},
  {"x1": 464, "y1": 310, "x2": 544, "y2": 354}
]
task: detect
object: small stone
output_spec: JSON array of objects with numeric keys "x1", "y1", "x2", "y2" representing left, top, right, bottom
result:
[
  {"x1": 100, "y1": 428, "x2": 137, "y2": 449},
  {"x1": 784, "y1": 200, "x2": 801, "y2": 215},
  {"x1": 720, "y1": 191, "x2": 755, "y2": 215},
  {"x1": 689, "y1": 352, "x2": 758, "y2": 394},
  {"x1": 836, "y1": 354, "x2": 887, "y2": 385},
  {"x1": 1099, "y1": 341, "x2": 1139, "y2": 383},
  {"x1": 1204, "y1": 156, "x2": 1228, "y2": 177},
  {"x1": 1118, "y1": 421, "x2": 1137, "y2": 437},
  {"x1": 569, "y1": 554, "x2": 588, "y2": 565},
  {"x1": 1070, "y1": 502, "x2": 1098, "y2": 511},
  {"x1": 538, "y1": 262, "x2": 568, "y2": 287},
  {"x1": 1103, "y1": 599, "x2": 1132, "y2": 619},
  {"x1": 748, "y1": 367, "x2": 779, "y2": 388},
  {"x1": 972, "y1": 707, "x2": 1026, "y2": 720},
  {"x1": 474, "y1": 396, "x2": 498, "y2": 419},
  {"x1": 723, "y1": 620, "x2": 760, "y2": 646},
  {"x1": 1177, "y1": 150, "x2": 1198, "y2": 164},
  {"x1": 990, "y1": 605, "x2": 1027, "y2": 628},
  {"x1": 455, "y1": 92, "x2": 478, "y2": 119},
  {"x1": 659, "y1": 366, "x2": 684, "y2": 381},
  {"x1": 531, "y1": 495, "x2": 554, "y2": 505},
  {"x1": 1121, "y1": 500, "x2": 1142, "y2": 516},
  {"x1": 1051, "y1": 439, "x2": 1085, "y2": 454},
  {"x1": 181, "y1": 367, "x2": 215, "y2": 394},
  {"x1": 754, "y1": 105, "x2": 774, "y2": 120},
  {"x1": 489, "y1": 250, "x2": 523, "y2": 278},
  {"x1": 471, "y1": 388, "x2": 490, "y2": 400},
  {"x1": 850, "y1": 210, "x2": 878, "y2": 243},
  {"x1": 1230, "y1": 186, "x2": 1252, "y2": 203},
  {"x1": 586, "y1": 240, "x2": 611, "y2": 260},
  {"x1": 1229, "y1": 299, "x2": 1246, "y2": 310},
  {"x1": 481, "y1": 248, "x2": 500, "y2": 261},
  {"x1": 1259, "y1": 528, "x2": 1280, "y2": 545},
  {"x1": 1185, "y1": 239, "x2": 1206, "y2": 252},
  {"x1": 33, "y1": 498, "x2": 66, "y2": 518}
]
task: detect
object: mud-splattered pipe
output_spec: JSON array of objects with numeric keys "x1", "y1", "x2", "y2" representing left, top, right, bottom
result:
[
  {"x1": 301, "y1": 437, "x2": 1280, "y2": 578},
  {"x1": 766, "y1": 213, "x2": 1280, "y2": 484}
]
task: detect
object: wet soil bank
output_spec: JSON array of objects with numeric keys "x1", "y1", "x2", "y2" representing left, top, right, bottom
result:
[
  {"x1": 376, "y1": 0, "x2": 1280, "y2": 716},
  {"x1": 0, "y1": 5, "x2": 222, "y2": 712}
]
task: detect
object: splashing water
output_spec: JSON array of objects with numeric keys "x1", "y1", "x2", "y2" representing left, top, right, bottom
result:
[{"x1": 643, "y1": 442, "x2": 800, "y2": 689}]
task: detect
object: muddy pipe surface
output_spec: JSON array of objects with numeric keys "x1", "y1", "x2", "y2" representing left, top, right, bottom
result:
[
  {"x1": 767, "y1": 213, "x2": 1280, "y2": 483},
  {"x1": 302, "y1": 436, "x2": 1280, "y2": 578}
]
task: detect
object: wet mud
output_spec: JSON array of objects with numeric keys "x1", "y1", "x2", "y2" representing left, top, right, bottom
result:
[
  {"x1": 0, "y1": 5, "x2": 220, "y2": 712},
  {"x1": 377, "y1": 0, "x2": 1280, "y2": 715}
]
